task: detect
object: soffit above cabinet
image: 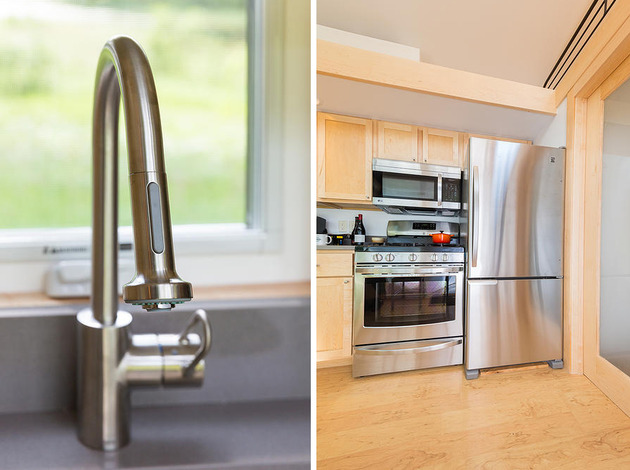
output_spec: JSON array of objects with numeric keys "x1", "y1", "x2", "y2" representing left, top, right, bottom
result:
[{"x1": 318, "y1": 75, "x2": 556, "y2": 142}]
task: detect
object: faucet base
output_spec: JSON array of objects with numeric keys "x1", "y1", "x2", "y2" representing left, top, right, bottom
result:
[{"x1": 77, "y1": 309, "x2": 133, "y2": 451}]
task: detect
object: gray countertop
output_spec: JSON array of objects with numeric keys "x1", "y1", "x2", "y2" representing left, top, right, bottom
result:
[
  {"x1": 0, "y1": 399, "x2": 309, "y2": 470},
  {"x1": 316, "y1": 245, "x2": 355, "y2": 251}
]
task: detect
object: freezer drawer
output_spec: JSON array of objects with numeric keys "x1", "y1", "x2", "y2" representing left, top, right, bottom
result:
[
  {"x1": 353, "y1": 337, "x2": 463, "y2": 377},
  {"x1": 466, "y1": 278, "x2": 562, "y2": 370}
]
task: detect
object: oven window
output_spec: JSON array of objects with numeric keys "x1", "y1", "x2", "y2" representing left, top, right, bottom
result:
[
  {"x1": 380, "y1": 173, "x2": 436, "y2": 200},
  {"x1": 364, "y1": 275, "x2": 456, "y2": 327}
]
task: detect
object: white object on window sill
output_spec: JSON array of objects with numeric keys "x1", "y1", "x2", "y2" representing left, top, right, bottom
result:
[{"x1": 45, "y1": 259, "x2": 135, "y2": 298}]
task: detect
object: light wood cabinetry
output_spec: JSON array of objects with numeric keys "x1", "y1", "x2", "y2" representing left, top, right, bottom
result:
[
  {"x1": 374, "y1": 121, "x2": 462, "y2": 167},
  {"x1": 373, "y1": 120, "x2": 421, "y2": 162},
  {"x1": 317, "y1": 112, "x2": 372, "y2": 203},
  {"x1": 317, "y1": 251, "x2": 354, "y2": 366},
  {"x1": 316, "y1": 251, "x2": 354, "y2": 277},
  {"x1": 423, "y1": 127, "x2": 460, "y2": 167}
]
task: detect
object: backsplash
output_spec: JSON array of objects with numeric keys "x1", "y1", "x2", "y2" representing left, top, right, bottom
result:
[{"x1": 317, "y1": 208, "x2": 461, "y2": 236}]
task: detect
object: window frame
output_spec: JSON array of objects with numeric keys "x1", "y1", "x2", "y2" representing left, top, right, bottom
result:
[{"x1": 0, "y1": 0, "x2": 284, "y2": 263}]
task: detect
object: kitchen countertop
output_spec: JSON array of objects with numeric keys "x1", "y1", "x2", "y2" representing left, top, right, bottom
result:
[
  {"x1": 316, "y1": 245, "x2": 355, "y2": 251},
  {"x1": 0, "y1": 399, "x2": 310, "y2": 470},
  {"x1": 0, "y1": 281, "x2": 310, "y2": 310}
]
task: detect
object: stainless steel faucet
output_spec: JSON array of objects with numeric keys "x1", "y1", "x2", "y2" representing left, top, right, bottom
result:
[{"x1": 77, "y1": 36, "x2": 211, "y2": 451}]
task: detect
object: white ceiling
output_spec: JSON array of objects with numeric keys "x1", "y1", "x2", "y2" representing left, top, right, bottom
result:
[{"x1": 317, "y1": 0, "x2": 594, "y2": 86}]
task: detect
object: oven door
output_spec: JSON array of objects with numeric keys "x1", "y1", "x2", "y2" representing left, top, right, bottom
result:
[{"x1": 354, "y1": 264, "x2": 464, "y2": 346}]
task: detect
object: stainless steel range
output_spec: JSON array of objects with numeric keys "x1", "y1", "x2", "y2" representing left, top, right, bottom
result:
[{"x1": 353, "y1": 220, "x2": 464, "y2": 377}]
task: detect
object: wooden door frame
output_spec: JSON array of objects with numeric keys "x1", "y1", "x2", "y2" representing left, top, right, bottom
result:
[{"x1": 563, "y1": 9, "x2": 630, "y2": 377}]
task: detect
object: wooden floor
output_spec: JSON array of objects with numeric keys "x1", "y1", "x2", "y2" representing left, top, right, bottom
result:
[{"x1": 317, "y1": 364, "x2": 630, "y2": 469}]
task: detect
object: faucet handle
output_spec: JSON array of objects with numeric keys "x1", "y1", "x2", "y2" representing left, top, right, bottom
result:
[{"x1": 179, "y1": 309, "x2": 211, "y2": 377}]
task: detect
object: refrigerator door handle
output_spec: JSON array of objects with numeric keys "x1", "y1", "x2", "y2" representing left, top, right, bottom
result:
[
  {"x1": 468, "y1": 279, "x2": 498, "y2": 286},
  {"x1": 472, "y1": 165, "x2": 480, "y2": 267}
]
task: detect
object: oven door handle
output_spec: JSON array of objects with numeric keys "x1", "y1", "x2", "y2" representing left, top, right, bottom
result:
[
  {"x1": 354, "y1": 338, "x2": 463, "y2": 355},
  {"x1": 356, "y1": 267, "x2": 463, "y2": 276}
]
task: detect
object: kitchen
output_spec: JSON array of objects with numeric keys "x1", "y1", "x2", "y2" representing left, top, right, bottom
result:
[{"x1": 316, "y1": 0, "x2": 630, "y2": 467}]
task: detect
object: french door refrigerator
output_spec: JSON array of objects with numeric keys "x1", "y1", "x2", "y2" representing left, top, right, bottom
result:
[{"x1": 465, "y1": 138, "x2": 565, "y2": 379}]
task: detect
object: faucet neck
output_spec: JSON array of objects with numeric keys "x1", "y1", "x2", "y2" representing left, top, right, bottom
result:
[{"x1": 91, "y1": 36, "x2": 189, "y2": 325}]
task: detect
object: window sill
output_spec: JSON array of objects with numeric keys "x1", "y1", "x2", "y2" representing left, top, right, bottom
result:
[{"x1": 0, "y1": 281, "x2": 310, "y2": 312}]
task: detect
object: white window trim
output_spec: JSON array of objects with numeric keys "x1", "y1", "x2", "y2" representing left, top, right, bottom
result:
[{"x1": 0, "y1": 0, "x2": 285, "y2": 263}]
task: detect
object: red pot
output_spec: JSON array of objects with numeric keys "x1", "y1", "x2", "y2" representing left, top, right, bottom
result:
[{"x1": 432, "y1": 231, "x2": 452, "y2": 244}]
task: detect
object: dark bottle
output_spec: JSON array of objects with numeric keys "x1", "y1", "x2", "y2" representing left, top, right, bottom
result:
[{"x1": 352, "y1": 214, "x2": 366, "y2": 245}]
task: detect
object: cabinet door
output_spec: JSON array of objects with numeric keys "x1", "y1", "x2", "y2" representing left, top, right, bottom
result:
[
  {"x1": 316, "y1": 251, "x2": 353, "y2": 278},
  {"x1": 317, "y1": 113, "x2": 372, "y2": 202},
  {"x1": 317, "y1": 277, "x2": 353, "y2": 363},
  {"x1": 374, "y1": 120, "x2": 420, "y2": 162},
  {"x1": 423, "y1": 128, "x2": 460, "y2": 167}
]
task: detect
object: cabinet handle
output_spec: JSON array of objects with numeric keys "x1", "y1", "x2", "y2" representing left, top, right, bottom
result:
[
  {"x1": 344, "y1": 280, "x2": 349, "y2": 284},
  {"x1": 316, "y1": 264, "x2": 320, "y2": 267}
]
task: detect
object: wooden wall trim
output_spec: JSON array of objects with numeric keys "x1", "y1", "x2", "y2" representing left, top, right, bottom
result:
[
  {"x1": 555, "y1": 2, "x2": 630, "y2": 106},
  {"x1": 564, "y1": 93, "x2": 587, "y2": 374},
  {"x1": 317, "y1": 40, "x2": 557, "y2": 115}
]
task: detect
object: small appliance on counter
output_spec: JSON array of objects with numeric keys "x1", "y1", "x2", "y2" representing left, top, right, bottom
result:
[
  {"x1": 464, "y1": 138, "x2": 565, "y2": 380},
  {"x1": 352, "y1": 220, "x2": 464, "y2": 378},
  {"x1": 328, "y1": 234, "x2": 352, "y2": 245},
  {"x1": 317, "y1": 216, "x2": 327, "y2": 235}
]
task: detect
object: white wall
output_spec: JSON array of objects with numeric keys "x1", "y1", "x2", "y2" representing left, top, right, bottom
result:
[
  {"x1": 318, "y1": 208, "x2": 458, "y2": 237},
  {"x1": 533, "y1": 98, "x2": 567, "y2": 147}
]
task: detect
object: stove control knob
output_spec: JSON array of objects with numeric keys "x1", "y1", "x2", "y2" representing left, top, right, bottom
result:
[
  {"x1": 373, "y1": 254, "x2": 383, "y2": 262},
  {"x1": 408, "y1": 254, "x2": 418, "y2": 262},
  {"x1": 385, "y1": 253, "x2": 395, "y2": 262},
  {"x1": 431, "y1": 254, "x2": 438, "y2": 262},
  {"x1": 443, "y1": 254, "x2": 449, "y2": 261}
]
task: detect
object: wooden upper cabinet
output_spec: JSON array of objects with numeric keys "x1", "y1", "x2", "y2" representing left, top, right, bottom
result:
[
  {"x1": 423, "y1": 128, "x2": 460, "y2": 167},
  {"x1": 374, "y1": 120, "x2": 421, "y2": 162},
  {"x1": 459, "y1": 133, "x2": 469, "y2": 169},
  {"x1": 317, "y1": 112, "x2": 372, "y2": 202}
]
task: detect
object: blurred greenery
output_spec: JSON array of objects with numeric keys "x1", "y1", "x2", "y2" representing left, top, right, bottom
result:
[{"x1": 0, "y1": 0, "x2": 247, "y2": 228}]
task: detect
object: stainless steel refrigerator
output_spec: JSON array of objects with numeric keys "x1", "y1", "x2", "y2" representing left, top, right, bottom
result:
[{"x1": 464, "y1": 138, "x2": 565, "y2": 379}]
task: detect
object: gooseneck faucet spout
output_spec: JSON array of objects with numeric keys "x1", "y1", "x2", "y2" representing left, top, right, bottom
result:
[
  {"x1": 92, "y1": 35, "x2": 192, "y2": 321},
  {"x1": 77, "y1": 36, "x2": 210, "y2": 451}
]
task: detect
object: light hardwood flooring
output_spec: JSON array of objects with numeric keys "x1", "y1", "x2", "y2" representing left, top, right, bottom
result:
[{"x1": 318, "y1": 364, "x2": 630, "y2": 469}]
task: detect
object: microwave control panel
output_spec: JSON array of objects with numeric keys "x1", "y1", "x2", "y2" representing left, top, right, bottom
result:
[{"x1": 442, "y1": 178, "x2": 461, "y2": 203}]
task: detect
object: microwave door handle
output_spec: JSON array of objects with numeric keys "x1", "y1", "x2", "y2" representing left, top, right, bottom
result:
[
  {"x1": 472, "y1": 165, "x2": 479, "y2": 267},
  {"x1": 399, "y1": 207, "x2": 439, "y2": 216},
  {"x1": 437, "y1": 173, "x2": 443, "y2": 207}
]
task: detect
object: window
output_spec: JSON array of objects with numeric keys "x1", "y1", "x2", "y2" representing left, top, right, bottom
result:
[{"x1": 0, "y1": 0, "x2": 275, "y2": 259}]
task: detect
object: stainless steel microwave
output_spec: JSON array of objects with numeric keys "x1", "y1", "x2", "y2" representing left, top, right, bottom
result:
[{"x1": 372, "y1": 159, "x2": 462, "y2": 215}]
